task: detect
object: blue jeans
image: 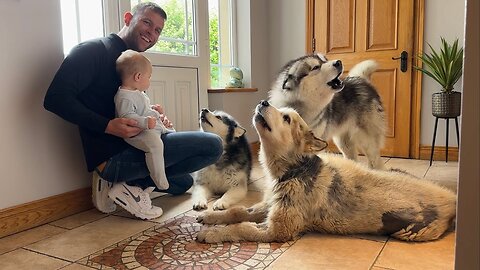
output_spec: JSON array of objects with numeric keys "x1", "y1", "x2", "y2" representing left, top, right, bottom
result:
[{"x1": 98, "y1": 131, "x2": 222, "y2": 195}]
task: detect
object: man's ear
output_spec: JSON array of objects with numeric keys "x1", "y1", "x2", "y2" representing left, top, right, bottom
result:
[
  {"x1": 304, "y1": 131, "x2": 328, "y2": 152},
  {"x1": 234, "y1": 126, "x2": 246, "y2": 138},
  {"x1": 124, "y1": 12, "x2": 134, "y2": 26}
]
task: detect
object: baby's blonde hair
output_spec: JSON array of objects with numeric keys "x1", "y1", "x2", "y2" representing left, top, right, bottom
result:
[{"x1": 116, "y1": 49, "x2": 151, "y2": 80}]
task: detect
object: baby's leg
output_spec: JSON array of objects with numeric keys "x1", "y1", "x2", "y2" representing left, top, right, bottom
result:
[{"x1": 126, "y1": 130, "x2": 169, "y2": 190}]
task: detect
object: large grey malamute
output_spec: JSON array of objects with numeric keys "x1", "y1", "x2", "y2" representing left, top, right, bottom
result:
[
  {"x1": 192, "y1": 109, "x2": 252, "y2": 211},
  {"x1": 269, "y1": 53, "x2": 385, "y2": 169},
  {"x1": 196, "y1": 101, "x2": 456, "y2": 243}
]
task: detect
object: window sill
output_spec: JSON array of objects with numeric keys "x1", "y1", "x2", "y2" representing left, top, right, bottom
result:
[{"x1": 207, "y1": 88, "x2": 258, "y2": 93}]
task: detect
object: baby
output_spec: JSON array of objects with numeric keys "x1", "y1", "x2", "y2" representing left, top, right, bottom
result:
[{"x1": 115, "y1": 49, "x2": 174, "y2": 190}]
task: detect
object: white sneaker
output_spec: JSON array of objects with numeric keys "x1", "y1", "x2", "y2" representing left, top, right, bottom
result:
[
  {"x1": 108, "y1": 183, "x2": 163, "y2": 220},
  {"x1": 92, "y1": 171, "x2": 116, "y2": 213}
]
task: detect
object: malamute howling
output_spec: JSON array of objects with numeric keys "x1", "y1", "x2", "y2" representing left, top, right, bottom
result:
[
  {"x1": 269, "y1": 53, "x2": 385, "y2": 169},
  {"x1": 192, "y1": 109, "x2": 252, "y2": 211},
  {"x1": 195, "y1": 101, "x2": 456, "y2": 243}
]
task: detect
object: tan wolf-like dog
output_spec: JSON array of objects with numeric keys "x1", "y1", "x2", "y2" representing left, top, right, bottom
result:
[{"x1": 196, "y1": 100, "x2": 456, "y2": 243}]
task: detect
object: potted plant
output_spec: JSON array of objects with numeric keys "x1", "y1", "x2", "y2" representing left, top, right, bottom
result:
[{"x1": 416, "y1": 37, "x2": 464, "y2": 118}]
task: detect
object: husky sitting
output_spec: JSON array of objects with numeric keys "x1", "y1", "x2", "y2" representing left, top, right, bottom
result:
[
  {"x1": 192, "y1": 109, "x2": 252, "y2": 211},
  {"x1": 196, "y1": 101, "x2": 456, "y2": 243},
  {"x1": 269, "y1": 53, "x2": 385, "y2": 169}
]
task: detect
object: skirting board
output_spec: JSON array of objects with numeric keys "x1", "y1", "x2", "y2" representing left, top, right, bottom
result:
[
  {"x1": 0, "y1": 188, "x2": 93, "y2": 238},
  {"x1": 419, "y1": 145, "x2": 459, "y2": 161}
]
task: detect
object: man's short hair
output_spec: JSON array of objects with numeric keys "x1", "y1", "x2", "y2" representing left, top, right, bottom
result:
[
  {"x1": 116, "y1": 50, "x2": 151, "y2": 80},
  {"x1": 132, "y1": 2, "x2": 167, "y2": 20}
]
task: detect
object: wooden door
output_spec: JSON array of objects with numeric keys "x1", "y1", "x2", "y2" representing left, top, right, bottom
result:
[{"x1": 312, "y1": 0, "x2": 414, "y2": 157}]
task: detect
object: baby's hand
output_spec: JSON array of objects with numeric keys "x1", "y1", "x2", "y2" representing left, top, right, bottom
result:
[{"x1": 147, "y1": 116, "x2": 156, "y2": 129}]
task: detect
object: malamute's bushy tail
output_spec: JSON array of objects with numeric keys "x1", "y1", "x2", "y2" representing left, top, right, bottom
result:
[{"x1": 348, "y1": 60, "x2": 378, "y2": 81}]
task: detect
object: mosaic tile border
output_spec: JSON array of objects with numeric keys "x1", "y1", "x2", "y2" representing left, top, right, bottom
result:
[{"x1": 77, "y1": 213, "x2": 296, "y2": 270}]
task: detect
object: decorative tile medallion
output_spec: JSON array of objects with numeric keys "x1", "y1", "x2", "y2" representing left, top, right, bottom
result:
[{"x1": 78, "y1": 214, "x2": 295, "y2": 269}]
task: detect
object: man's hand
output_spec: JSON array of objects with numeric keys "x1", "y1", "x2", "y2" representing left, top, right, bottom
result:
[
  {"x1": 152, "y1": 104, "x2": 174, "y2": 128},
  {"x1": 105, "y1": 118, "x2": 142, "y2": 138}
]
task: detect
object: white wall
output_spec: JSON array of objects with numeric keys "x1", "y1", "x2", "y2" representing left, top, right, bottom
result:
[
  {"x1": 267, "y1": 0, "x2": 306, "y2": 79},
  {"x1": 420, "y1": 0, "x2": 466, "y2": 146},
  {"x1": 0, "y1": 1, "x2": 90, "y2": 209}
]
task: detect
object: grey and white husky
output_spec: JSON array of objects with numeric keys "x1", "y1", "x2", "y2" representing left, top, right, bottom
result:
[
  {"x1": 196, "y1": 101, "x2": 456, "y2": 243},
  {"x1": 269, "y1": 53, "x2": 386, "y2": 169},
  {"x1": 192, "y1": 109, "x2": 252, "y2": 211}
]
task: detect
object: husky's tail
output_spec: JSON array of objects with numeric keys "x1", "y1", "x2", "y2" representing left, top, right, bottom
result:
[{"x1": 348, "y1": 60, "x2": 378, "y2": 81}]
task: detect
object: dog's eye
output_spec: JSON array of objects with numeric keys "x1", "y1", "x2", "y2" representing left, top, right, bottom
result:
[
  {"x1": 283, "y1": 114, "x2": 291, "y2": 124},
  {"x1": 215, "y1": 115, "x2": 222, "y2": 120},
  {"x1": 311, "y1": 65, "x2": 321, "y2": 71}
]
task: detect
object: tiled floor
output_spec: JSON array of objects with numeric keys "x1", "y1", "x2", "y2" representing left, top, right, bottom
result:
[{"x1": 0, "y1": 156, "x2": 458, "y2": 270}]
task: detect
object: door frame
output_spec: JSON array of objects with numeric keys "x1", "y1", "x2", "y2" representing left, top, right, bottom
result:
[{"x1": 305, "y1": 0, "x2": 425, "y2": 159}]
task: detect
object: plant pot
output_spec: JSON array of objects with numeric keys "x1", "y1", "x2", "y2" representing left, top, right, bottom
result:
[{"x1": 432, "y1": 91, "x2": 462, "y2": 118}]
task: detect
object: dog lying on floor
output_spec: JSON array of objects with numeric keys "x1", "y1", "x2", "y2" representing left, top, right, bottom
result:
[
  {"x1": 192, "y1": 109, "x2": 252, "y2": 211},
  {"x1": 196, "y1": 101, "x2": 456, "y2": 243}
]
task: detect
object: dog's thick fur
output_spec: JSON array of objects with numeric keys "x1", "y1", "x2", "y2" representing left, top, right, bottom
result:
[
  {"x1": 192, "y1": 109, "x2": 252, "y2": 211},
  {"x1": 196, "y1": 101, "x2": 456, "y2": 243},
  {"x1": 269, "y1": 54, "x2": 386, "y2": 169}
]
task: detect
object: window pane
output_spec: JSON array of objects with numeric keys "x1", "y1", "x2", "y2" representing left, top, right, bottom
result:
[
  {"x1": 208, "y1": 0, "x2": 234, "y2": 88},
  {"x1": 131, "y1": 0, "x2": 197, "y2": 56},
  {"x1": 60, "y1": 0, "x2": 104, "y2": 55}
]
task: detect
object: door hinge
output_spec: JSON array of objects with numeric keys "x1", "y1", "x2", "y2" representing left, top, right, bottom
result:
[{"x1": 312, "y1": 38, "x2": 316, "y2": 53}]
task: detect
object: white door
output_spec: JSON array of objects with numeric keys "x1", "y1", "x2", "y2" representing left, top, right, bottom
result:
[
  {"x1": 106, "y1": 0, "x2": 210, "y2": 131},
  {"x1": 149, "y1": 67, "x2": 199, "y2": 131}
]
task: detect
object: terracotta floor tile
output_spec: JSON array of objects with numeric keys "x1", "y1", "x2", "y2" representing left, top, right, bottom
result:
[
  {"x1": 425, "y1": 162, "x2": 459, "y2": 192},
  {"x1": 0, "y1": 224, "x2": 67, "y2": 255},
  {"x1": 267, "y1": 233, "x2": 385, "y2": 270},
  {"x1": 61, "y1": 263, "x2": 96, "y2": 269},
  {"x1": 374, "y1": 232, "x2": 456, "y2": 270},
  {"x1": 50, "y1": 209, "x2": 108, "y2": 229},
  {"x1": 0, "y1": 249, "x2": 69, "y2": 270},
  {"x1": 25, "y1": 215, "x2": 155, "y2": 262},
  {"x1": 251, "y1": 164, "x2": 266, "y2": 182},
  {"x1": 385, "y1": 158, "x2": 431, "y2": 178}
]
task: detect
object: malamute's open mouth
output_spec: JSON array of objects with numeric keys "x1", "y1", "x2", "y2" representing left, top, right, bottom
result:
[
  {"x1": 254, "y1": 113, "x2": 272, "y2": 132},
  {"x1": 200, "y1": 111, "x2": 214, "y2": 127},
  {"x1": 327, "y1": 72, "x2": 344, "y2": 90},
  {"x1": 254, "y1": 103, "x2": 272, "y2": 132}
]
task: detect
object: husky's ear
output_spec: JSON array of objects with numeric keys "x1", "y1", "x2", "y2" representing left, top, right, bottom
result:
[
  {"x1": 304, "y1": 131, "x2": 328, "y2": 152},
  {"x1": 282, "y1": 74, "x2": 296, "y2": 90},
  {"x1": 234, "y1": 126, "x2": 246, "y2": 138}
]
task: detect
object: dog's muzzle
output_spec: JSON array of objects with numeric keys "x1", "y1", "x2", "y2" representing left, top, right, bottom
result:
[{"x1": 254, "y1": 100, "x2": 272, "y2": 131}]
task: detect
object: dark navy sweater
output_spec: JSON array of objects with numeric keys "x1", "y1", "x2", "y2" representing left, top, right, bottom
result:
[{"x1": 44, "y1": 34, "x2": 129, "y2": 172}]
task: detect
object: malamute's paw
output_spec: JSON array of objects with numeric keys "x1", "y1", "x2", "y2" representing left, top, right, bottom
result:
[
  {"x1": 192, "y1": 200, "x2": 208, "y2": 211},
  {"x1": 213, "y1": 199, "x2": 230, "y2": 211},
  {"x1": 196, "y1": 211, "x2": 223, "y2": 225},
  {"x1": 196, "y1": 228, "x2": 222, "y2": 243}
]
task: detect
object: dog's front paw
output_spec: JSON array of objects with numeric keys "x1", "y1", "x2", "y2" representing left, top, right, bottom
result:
[
  {"x1": 196, "y1": 228, "x2": 222, "y2": 243},
  {"x1": 192, "y1": 200, "x2": 208, "y2": 211},
  {"x1": 196, "y1": 211, "x2": 221, "y2": 224},
  {"x1": 213, "y1": 199, "x2": 230, "y2": 211}
]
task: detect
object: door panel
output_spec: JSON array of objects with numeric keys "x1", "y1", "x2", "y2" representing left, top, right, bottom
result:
[
  {"x1": 313, "y1": 0, "x2": 414, "y2": 157},
  {"x1": 149, "y1": 67, "x2": 199, "y2": 131}
]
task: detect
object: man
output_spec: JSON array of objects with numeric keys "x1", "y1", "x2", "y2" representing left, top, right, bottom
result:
[{"x1": 44, "y1": 2, "x2": 222, "y2": 220}]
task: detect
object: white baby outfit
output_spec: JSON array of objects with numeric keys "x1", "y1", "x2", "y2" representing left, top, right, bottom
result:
[{"x1": 114, "y1": 88, "x2": 174, "y2": 190}]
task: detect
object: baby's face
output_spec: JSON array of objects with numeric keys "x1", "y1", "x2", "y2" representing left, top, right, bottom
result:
[{"x1": 137, "y1": 65, "x2": 152, "y2": 91}]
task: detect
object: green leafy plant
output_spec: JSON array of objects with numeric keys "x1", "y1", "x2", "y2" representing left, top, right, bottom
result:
[{"x1": 415, "y1": 37, "x2": 464, "y2": 92}]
